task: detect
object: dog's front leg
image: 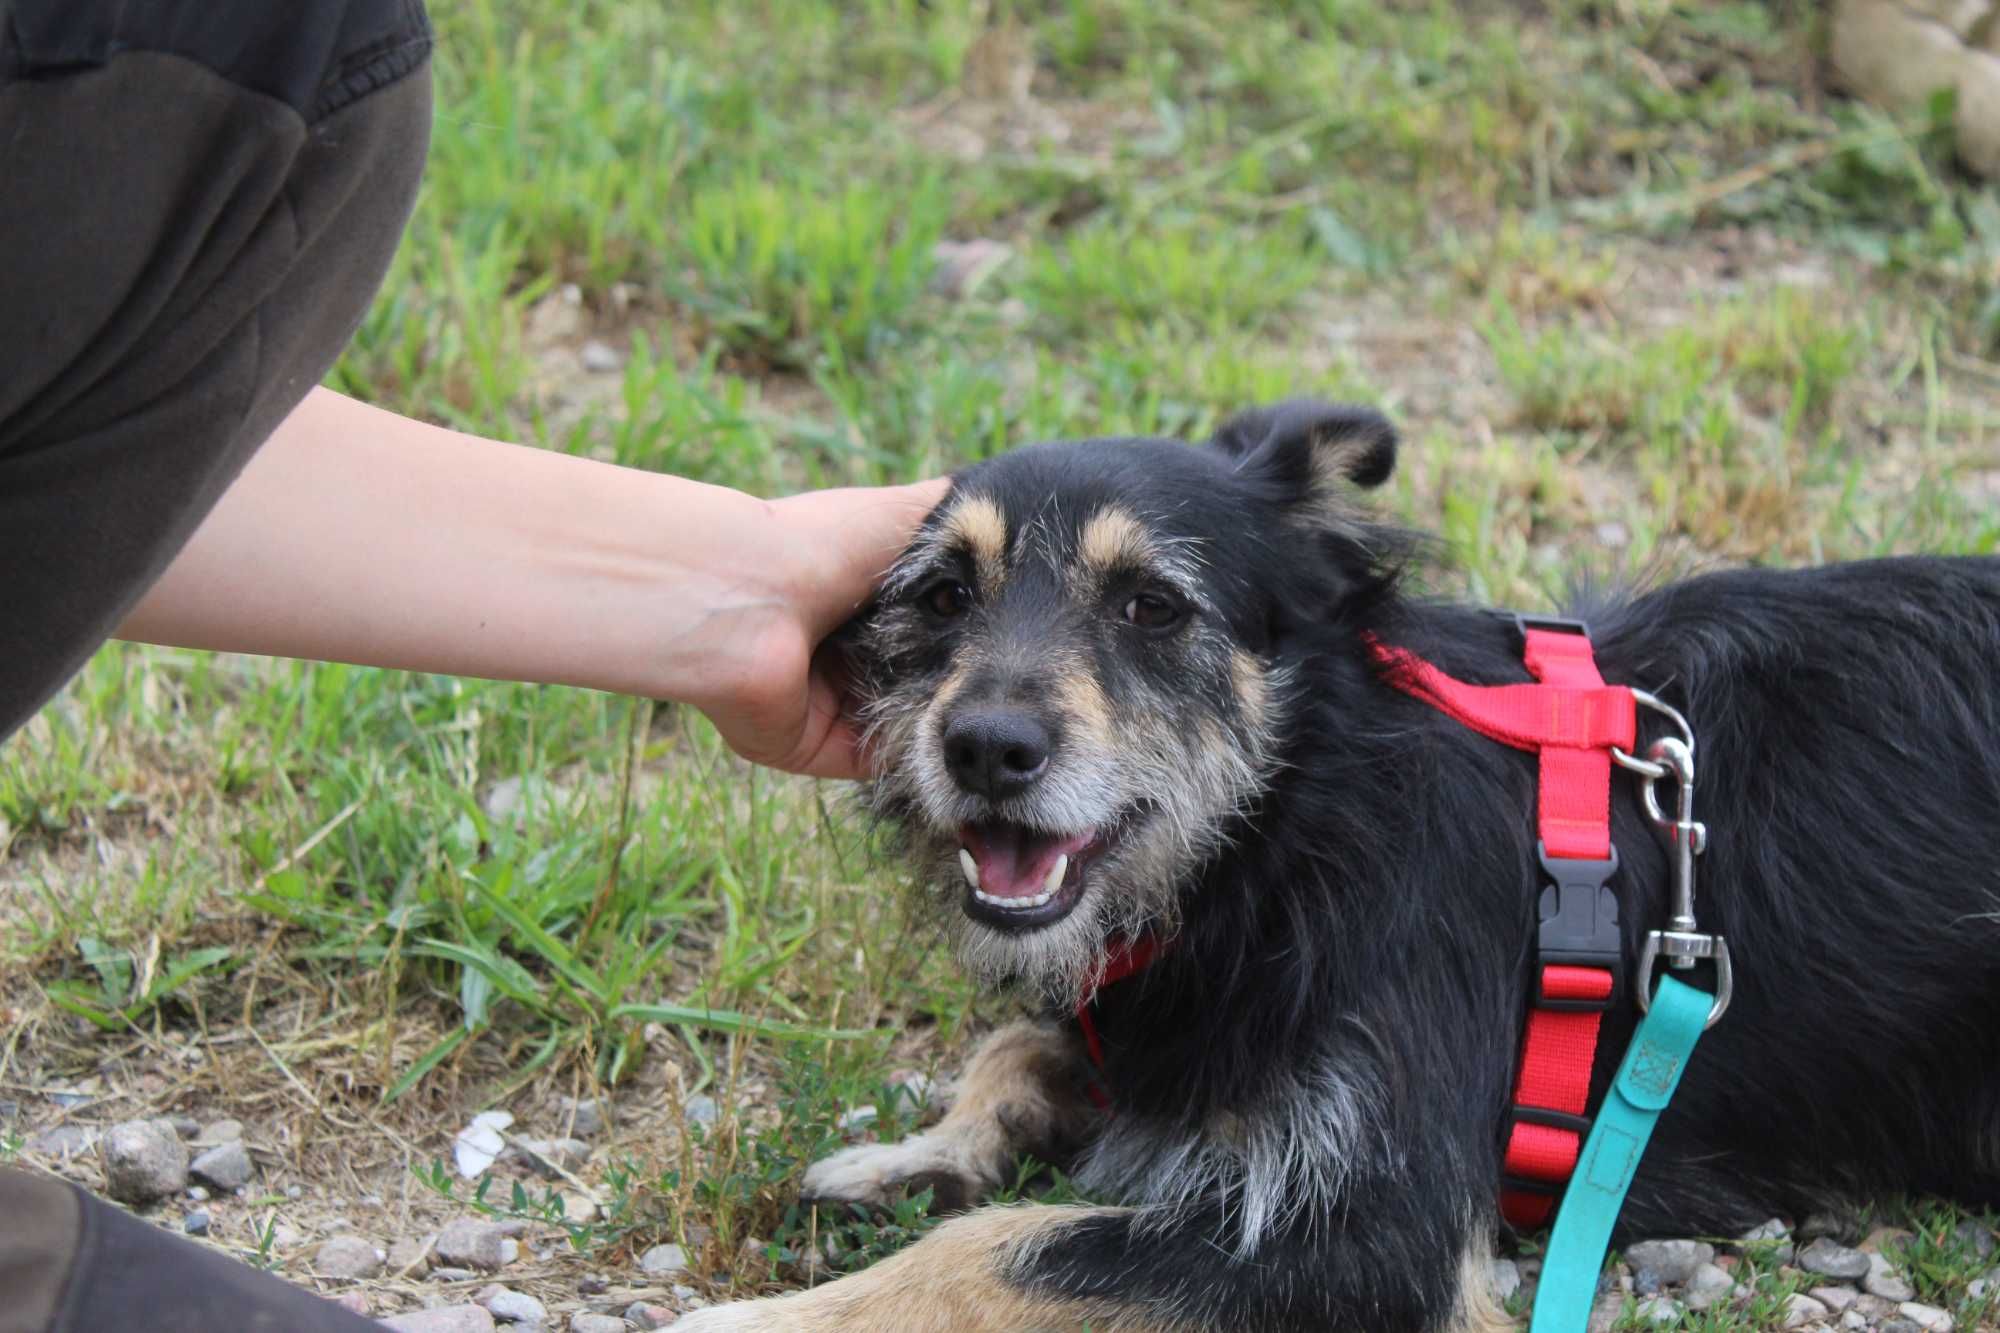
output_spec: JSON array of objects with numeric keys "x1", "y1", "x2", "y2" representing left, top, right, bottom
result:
[
  {"x1": 799, "y1": 1019, "x2": 1097, "y2": 1215},
  {"x1": 670, "y1": 1203, "x2": 1165, "y2": 1332}
]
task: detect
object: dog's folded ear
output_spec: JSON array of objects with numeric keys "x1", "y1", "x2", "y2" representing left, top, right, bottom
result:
[{"x1": 1210, "y1": 401, "x2": 1398, "y2": 507}]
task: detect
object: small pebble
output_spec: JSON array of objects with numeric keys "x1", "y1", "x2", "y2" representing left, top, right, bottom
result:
[
  {"x1": 682, "y1": 1095, "x2": 718, "y2": 1126},
  {"x1": 1636, "y1": 1295, "x2": 1681, "y2": 1324},
  {"x1": 388, "y1": 1235, "x2": 434, "y2": 1273},
  {"x1": 1955, "y1": 1221, "x2": 1996, "y2": 1259},
  {"x1": 332, "y1": 1291, "x2": 370, "y2": 1317},
  {"x1": 561, "y1": 1097, "x2": 607, "y2": 1139},
  {"x1": 474, "y1": 1285, "x2": 547, "y2": 1325},
  {"x1": 1855, "y1": 1293, "x2": 1902, "y2": 1319},
  {"x1": 26, "y1": 1125, "x2": 96, "y2": 1158},
  {"x1": 285, "y1": 1183, "x2": 303, "y2": 1200},
  {"x1": 499, "y1": 1238, "x2": 519, "y2": 1266},
  {"x1": 837, "y1": 1105, "x2": 878, "y2": 1133},
  {"x1": 569, "y1": 1316, "x2": 625, "y2": 1333},
  {"x1": 315, "y1": 1235, "x2": 384, "y2": 1280},
  {"x1": 639, "y1": 1242, "x2": 689, "y2": 1277},
  {"x1": 168, "y1": 1116, "x2": 200, "y2": 1139},
  {"x1": 430, "y1": 1267, "x2": 481, "y2": 1283},
  {"x1": 1736, "y1": 1216, "x2": 1796, "y2": 1266},
  {"x1": 1840, "y1": 1313, "x2": 1868, "y2": 1331},
  {"x1": 379, "y1": 1307, "x2": 497, "y2": 1333},
  {"x1": 183, "y1": 1209, "x2": 211, "y2": 1236},
  {"x1": 1623, "y1": 1239, "x2": 1713, "y2": 1286},
  {"x1": 100, "y1": 1119, "x2": 189, "y2": 1204},
  {"x1": 1898, "y1": 1301, "x2": 1954, "y2": 1331},
  {"x1": 1782, "y1": 1292, "x2": 1829, "y2": 1327},
  {"x1": 189, "y1": 1140, "x2": 254, "y2": 1192},
  {"x1": 194, "y1": 1119, "x2": 243, "y2": 1146},
  {"x1": 435, "y1": 1218, "x2": 509, "y2": 1271},
  {"x1": 1684, "y1": 1262, "x2": 1735, "y2": 1310},
  {"x1": 518, "y1": 1138, "x2": 591, "y2": 1179},
  {"x1": 1865, "y1": 1249, "x2": 1916, "y2": 1302},
  {"x1": 1811, "y1": 1284, "x2": 1861, "y2": 1312},
  {"x1": 578, "y1": 340, "x2": 623, "y2": 374},
  {"x1": 624, "y1": 1302, "x2": 675, "y2": 1329},
  {"x1": 1800, "y1": 1236, "x2": 1872, "y2": 1280},
  {"x1": 1880, "y1": 1321, "x2": 1923, "y2": 1333},
  {"x1": 186, "y1": 1186, "x2": 209, "y2": 1202}
]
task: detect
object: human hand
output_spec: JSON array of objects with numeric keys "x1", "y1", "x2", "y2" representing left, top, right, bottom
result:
[{"x1": 688, "y1": 477, "x2": 949, "y2": 780}]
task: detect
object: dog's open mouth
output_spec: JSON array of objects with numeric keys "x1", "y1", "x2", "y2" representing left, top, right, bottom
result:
[{"x1": 956, "y1": 820, "x2": 1108, "y2": 930}]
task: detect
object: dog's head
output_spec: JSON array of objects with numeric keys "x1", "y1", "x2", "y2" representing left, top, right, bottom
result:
[{"x1": 849, "y1": 401, "x2": 1402, "y2": 1003}]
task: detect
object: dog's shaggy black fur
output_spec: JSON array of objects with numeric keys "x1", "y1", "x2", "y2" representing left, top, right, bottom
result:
[{"x1": 688, "y1": 403, "x2": 2000, "y2": 1333}]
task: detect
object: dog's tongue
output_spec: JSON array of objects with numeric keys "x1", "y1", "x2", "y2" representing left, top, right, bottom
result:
[{"x1": 961, "y1": 822, "x2": 1092, "y2": 899}]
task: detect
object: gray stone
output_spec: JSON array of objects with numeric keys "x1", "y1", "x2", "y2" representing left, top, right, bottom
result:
[
  {"x1": 186, "y1": 1185, "x2": 209, "y2": 1202},
  {"x1": 1898, "y1": 1301, "x2": 1954, "y2": 1331},
  {"x1": 194, "y1": 1118, "x2": 243, "y2": 1146},
  {"x1": 435, "y1": 1219, "x2": 509, "y2": 1272},
  {"x1": 638, "y1": 1242, "x2": 688, "y2": 1277},
  {"x1": 430, "y1": 1268, "x2": 481, "y2": 1283},
  {"x1": 1855, "y1": 1293, "x2": 1902, "y2": 1319},
  {"x1": 1684, "y1": 1263, "x2": 1736, "y2": 1310},
  {"x1": 474, "y1": 1286, "x2": 547, "y2": 1325},
  {"x1": 315, "y1": 1235, "x2": 383, "y2": 1280},
  {"x1": 189, "y1": 1140, "x2": 254, "y2": 1191},
  {"x1": 1957, "y1": 1221, "x2": 1997, "y2": 1259},
  {"x1": 517, "y1": 1138, "x2": 590, "y2": 1179},
  {"x1": 183, "y1": 1209, "x2": 211, "y2": 1236},
  {"x1": 579, "y1": 340, "x2": 623, "y2": 374},
  {"x1": 499, "y1": 1239, "x2": 519, "y2": 1266},
  {"x1": 285, "y1": 1184, "x2": 303, "y2": 1200},
  {"x1": 624, "y1": 1302, "x2": 675, "y2": 1329},
  {"x1": 1800, "y1": 1236, "x2": 1872, "y2": 1280},
  {"x1": 1623, "y1": 1238, "x2": 1714, "y2": 1286},
  {"x1": 1635, "y1": 1295, "x2": 1681, "y2": 1324},
  {"x1": 1737, "y1": 1216, "x2": 1796, "y2": 1266},
  {"x1": 99, "y1": 1119, "x2": 189, "y2": 1204},
  {"x1": 1866, "y1": 1249, "x2": 1917, "y2": 1301},
  {"x1": 1782, "y1": 1292, "x2": 1830, "y2": 1327},
  {"x1": 1882, "y1": 1321, "x2": 1924, "y2": 1333},
  {"x1": 569, "y1": 1317, "x2": 626, "y2": 1333},
  {"x1": 560, "y1": 1097, "x2": 607, "y2": 1139},
  {"x1": 1489, "y1": 1258, "x2": 1521, "y2": 1303},
  {"x1": 682, "y1": 1095, "x2": 718, "y2": 1126},
  {"x1": 379, "y1": 1307, "x2": 498, "y2": 1333},
  {"x1": 576, "y1": 1275, "x2": 610, "y2": 1296},
  {"x1": 26, "y1": 1125, "x2": 97, "y2": 1158},
  {"x1": 837, "y1": 1105, "x2": 878, "y2": 1133},
  {"x1": 1812, "y1": 1284, "x2": 1861, "y2": 1312},
  {"x1": 168, "y1": 1115, "x2": 200, "y2": 1139},
  {"x1": 389, "y1": 1236, "x2": 435, "y2": 1273},
  {"x1": 1840, "y1": 1313, "x2": 1869, "y2": 1331}
]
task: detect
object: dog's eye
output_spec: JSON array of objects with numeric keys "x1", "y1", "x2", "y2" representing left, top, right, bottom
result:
[
  {"x1": 1122, "y1": 592, "x2": 1182, "y2": 630},
  {"x1": 921, "y1": 578, "x2": 974, "y2": 619}
]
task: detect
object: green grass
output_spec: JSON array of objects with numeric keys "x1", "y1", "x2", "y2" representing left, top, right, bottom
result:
[{"x1": 6, "y1": 0, "x2": 2000, "y2": 1325}]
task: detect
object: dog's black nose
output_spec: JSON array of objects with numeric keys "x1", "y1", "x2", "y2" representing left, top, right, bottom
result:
[{"x1": 943, "y1": 709, "x2": 1051, "y2": 798}]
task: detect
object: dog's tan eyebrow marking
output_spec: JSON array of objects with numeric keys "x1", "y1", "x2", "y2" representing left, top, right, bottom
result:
[
  {"x1": 1076, "y1": 505, "x2": 1154, "y2": 575},
  {"x1": 941, "y1": 494, "x2": 1009, "y2": 597}
]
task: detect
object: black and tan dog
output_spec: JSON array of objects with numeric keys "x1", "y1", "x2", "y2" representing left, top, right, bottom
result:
[{"x1": 678, "y1": 403, "x2": 2000, "y2": 1331}]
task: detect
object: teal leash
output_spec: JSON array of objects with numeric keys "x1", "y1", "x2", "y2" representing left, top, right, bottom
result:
[
  {"x1": 1531, "y1": 722, "x2": 1732, "y2": 1333},
  {"x1": 1526, "y1": 973, "x2": 1715, "y2": 1333}
]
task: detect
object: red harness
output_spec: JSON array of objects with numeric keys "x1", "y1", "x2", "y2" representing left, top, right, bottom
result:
[
  {"x1": 1374, "y1": 618, "x2": 1636, "y2": 1229},
  {"x1": 1073, "y1": 619, "x2": 1637, "y2": 1230}
]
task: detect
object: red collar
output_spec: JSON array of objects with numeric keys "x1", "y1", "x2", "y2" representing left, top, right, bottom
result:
[{"x1": 1074, "y1": 932, "x2": 1165, "y2": 1103}]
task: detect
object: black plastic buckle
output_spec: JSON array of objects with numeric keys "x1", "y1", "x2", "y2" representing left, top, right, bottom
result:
[
  {"x1": 1512, "y1": 611, "x2": 1592, "y2": 641},
  {"x1": 1535, "y1": 842, "x2": 1622, "y2": 1011}
]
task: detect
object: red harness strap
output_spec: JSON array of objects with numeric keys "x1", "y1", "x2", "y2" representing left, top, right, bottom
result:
[
  {"x1": 1075, "y1": 933, "x2": 1164, "y2": 1110},
  {"x1": 1374, "y1": 621, "x2": 1636, "y2": 1230}
]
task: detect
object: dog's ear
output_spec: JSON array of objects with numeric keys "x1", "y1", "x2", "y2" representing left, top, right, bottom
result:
[{"x1": 1210, "y1": 401, "x2": 1397, "y2": 513}]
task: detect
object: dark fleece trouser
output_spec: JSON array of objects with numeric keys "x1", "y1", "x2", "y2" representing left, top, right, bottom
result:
[{"x1": 0, "y1": 1, "x2": 431, "y2": 1328}]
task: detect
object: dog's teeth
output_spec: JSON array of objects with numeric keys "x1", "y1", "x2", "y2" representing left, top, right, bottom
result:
[
  {"x1": 958, "y1": 848, "x2": 980, "y2": 892},
  {"x1": 1043, "y1": 854, "x2": 1068, "y2": 897}
]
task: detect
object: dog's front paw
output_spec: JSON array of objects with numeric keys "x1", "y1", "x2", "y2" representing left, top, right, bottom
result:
[{"x1": 801, "y1": 1133, "x2": 985, "y2": 1215}]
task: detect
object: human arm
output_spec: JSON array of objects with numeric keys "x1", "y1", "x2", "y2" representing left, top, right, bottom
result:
[{"x1": 115, "y1": 387, "x2": 947, "y2": 778}]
